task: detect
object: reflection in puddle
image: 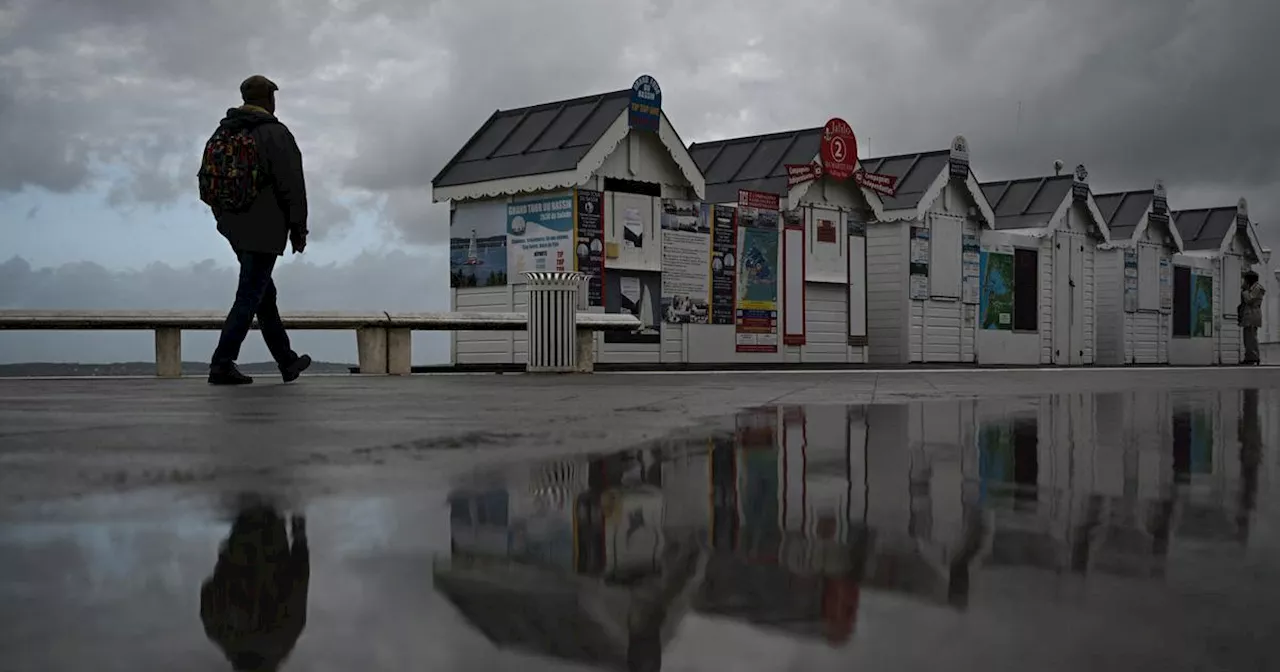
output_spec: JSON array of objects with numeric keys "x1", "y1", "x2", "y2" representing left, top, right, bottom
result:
[
  {"x1": 0, "y1": 389, "x2": 1276, "y2": 671},
  {"x1": 435, "y1": 389, "x2": 1276, "y2": 670}
]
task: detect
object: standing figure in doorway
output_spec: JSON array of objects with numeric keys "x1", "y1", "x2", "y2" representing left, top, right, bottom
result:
[
  {"x1": 1239, "y1": 270, "x2": 1265, "y2": 365},
  {"x1": 198, "y1": 74, "x2": 312, "y2": 385}
]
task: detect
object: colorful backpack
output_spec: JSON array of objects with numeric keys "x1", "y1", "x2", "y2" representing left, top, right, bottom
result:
[{"x1": 197, "y1": 126, "x2": 263, "y2": 212}]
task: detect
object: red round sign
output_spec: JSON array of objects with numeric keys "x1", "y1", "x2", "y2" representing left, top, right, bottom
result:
[{"x1": 821, "y1": 117, "x2": 857, "y2": 181}]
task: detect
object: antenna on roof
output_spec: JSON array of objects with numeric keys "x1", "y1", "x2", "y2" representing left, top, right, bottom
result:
[{"x1": 1053, "y1": 160, "x2": 1064, "y2": 176}]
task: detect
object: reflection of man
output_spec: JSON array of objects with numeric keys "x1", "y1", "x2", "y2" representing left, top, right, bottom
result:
[
  {"x1": 1238, "y1": 389, "x2": 1262, "y2": 541},
  {"x1": 201, "y1": 502, "x2": 310, "y2": 672},
  {"x1": 1239, "y1": 270, "x2": 1265, "y2": 365}
]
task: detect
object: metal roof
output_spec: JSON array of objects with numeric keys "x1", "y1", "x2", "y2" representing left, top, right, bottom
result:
[
  {"x1": 1172, "y1": 207, "x2": 1238, "y2": 251},
  {"x1": 432, "y1": 90, "x2": 631, "y2": 188},
  {"x1": 689, "y1": 128, "x2": 822, "y2": 204},
  {"x1": 979, "y1": 175, "x2": 1074, "y2": 230},
  {"x1": 688, "y1": 128, "x2": 955, "y2": 209},
  {"x1": 1093, "y1": 190, "x2": 1154, "y2": 242}
]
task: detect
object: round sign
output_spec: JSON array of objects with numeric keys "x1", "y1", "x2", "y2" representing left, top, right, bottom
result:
[{"x1": 821, "y1": 118, "x2": 857, "y2": 181}]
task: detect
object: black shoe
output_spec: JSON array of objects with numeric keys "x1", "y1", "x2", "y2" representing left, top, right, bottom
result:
[
  {"x1": 281, "y1": 354, "x2": 312, "y2": 383},
  {"x1": 209, "y1": 365, "x2": 254, "y2": 385}
]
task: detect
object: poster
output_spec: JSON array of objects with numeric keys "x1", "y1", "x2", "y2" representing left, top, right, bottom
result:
[
  {"x1": 710, "y1": 204, "x2": 737, "y2": 325},
  {"x1": 980, "y1": 250, "x2": 1014, "y2": 330},
  {"x1": 660, "y1": 198, "x2": 711, "y2": 323},
  {"x1": 961, "y1": 234, "x2": 981, "y2": 304},
  {"x1": 1123, "y1": 248, "x2": 1139, "y2": 313},
  {"x1": 1159, "y1": 258, "x2": 1173, "y2": 313},
  {"x1": 909, "y1": 226, "x2": 930, "y2": 300},
  {"x1": 508, "y1": 194, "x2": 575, "y2": 281},
  {"x1": 450, "y1": 213, "x2": 508, "y2": 288},
  {"x1": 574, "y1": 189, "x2": 605, "y2": 307},
  {"x1": 1191, "y1": 273, "x2": 1213, "y2": 337},
  {"x1": 736, "y1": 196, "x2": 780, "y2": 353},
  {"x1": 605, "y1": 271, "x2": 661, "y2": 344}
]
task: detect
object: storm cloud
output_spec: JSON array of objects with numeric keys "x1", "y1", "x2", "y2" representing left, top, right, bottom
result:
[{"x1": 0, "y1": 0, "x2": 1276, "y2": 363}]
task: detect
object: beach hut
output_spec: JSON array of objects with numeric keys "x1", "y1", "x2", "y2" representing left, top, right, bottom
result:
[
  {"x1": 687, "y1": 120, "x2": 886, "y2": 365},
  {"x1": 689, "y1": 129, "x2": 996, "y2": 365},
  {"x1": 1092, "y1": 180, "x2": 1185, "y2": 365},
  {"x1": 431, "y1": 76, "x2": 706, "y2": 368},
  {"x1": 1169, "y1": 199, "x2": 1267, "y2": 365},
  {"x1": 976, "y1": 165, "x2": 1112, "y2": 365}
]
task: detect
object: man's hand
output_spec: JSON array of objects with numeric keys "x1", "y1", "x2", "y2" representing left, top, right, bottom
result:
[
  {"x1": 291, "y1": 515, "x2": 307, "y2": 539},
  {"x1": 290, "y1": 230, "x2": 307, "y2": 254}
]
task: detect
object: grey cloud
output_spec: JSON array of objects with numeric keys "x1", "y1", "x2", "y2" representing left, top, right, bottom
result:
[
  {"x1": 0, "y1": 250, "x2": 451, "y2": 365},
  {"x1": 2, "y1": 0, "x2": 1278, "y2": 242}
]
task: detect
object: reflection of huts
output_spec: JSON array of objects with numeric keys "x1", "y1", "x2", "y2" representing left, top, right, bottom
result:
[
  {"x1": 976, "y1": 166, "x2": 1112, "y2": 365},
  {"x1": 1093, "y1": 180, "x2": 1185, "y2": 365},
  {"x1": 1169, "y1": 198, "x2": 1267, "y2": 365},
  {"x1": 434, "y1": 540, "x2": 703, "y2": 672},
  {"x1": 431, "y1": 82, "x2": 706, "y2": 368}
]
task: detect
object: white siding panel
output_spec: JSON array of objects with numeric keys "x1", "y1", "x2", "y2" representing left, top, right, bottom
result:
[
  {"x1": 803, "y1": 283, "x2": 850, "y2": 362},
  {"x1": 1040, "y1": 237, "x2": 1055, "y2": 364},
  {"x1": 1084, "y1": 241, "x2": 1095, "y2": 364},
  {"x1": 1095, "y1": 249, "x2": 1123, "y2": 366},
  {"x1": 867, "y1": 223, "x2": 907, "y2": 363},
  {"x1": 513, "y1": 286, "x2": 528, "y2": 364},
  {"x1": 455, "y1": 286, "x2": 516, "y2": 364}
]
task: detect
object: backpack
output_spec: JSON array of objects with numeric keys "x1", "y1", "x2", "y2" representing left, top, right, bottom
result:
[{"x1": 198, "y1": 126, "x2": 264, "y2": 212}]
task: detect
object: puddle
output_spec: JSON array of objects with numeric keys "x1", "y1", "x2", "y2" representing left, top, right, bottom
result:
[{"x1": 1, "y1": 389, "x2": 1278, "y2": 671}]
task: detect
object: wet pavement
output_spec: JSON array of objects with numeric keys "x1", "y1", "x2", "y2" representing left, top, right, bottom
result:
[{"x1": 2, "y1": 375, "x2": 1279, "y2": 671}]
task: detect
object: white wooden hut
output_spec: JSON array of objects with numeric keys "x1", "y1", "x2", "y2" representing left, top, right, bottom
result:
[
  {"x1": 1092, "y1": 180, "x2": 1185, "y2": 365},
  {"x1": 976, "y1": 165, "x2": 1112, "y2": 365},
  {"x1": 1169, "y1": 198, "x2": 1267, "y2": 365}
]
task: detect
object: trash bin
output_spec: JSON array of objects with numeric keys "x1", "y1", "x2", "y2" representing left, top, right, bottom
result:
[{"x1": 524, "y1": 271, "x2": 584, "y2": 373}]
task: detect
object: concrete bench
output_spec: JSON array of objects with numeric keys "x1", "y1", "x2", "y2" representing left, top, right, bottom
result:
[{"x1": 0, "y1": 309, "x2": 641, "y2": 377}]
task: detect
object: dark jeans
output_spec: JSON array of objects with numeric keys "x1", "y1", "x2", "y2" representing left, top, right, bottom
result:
[{"x1": 211, "y1": 250, "x2": 297, "y2": 369}]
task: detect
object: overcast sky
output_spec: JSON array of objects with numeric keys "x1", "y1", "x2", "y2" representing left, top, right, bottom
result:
[{"x1": 2, "y1": 0, "x2": 1277, "y2": 364}]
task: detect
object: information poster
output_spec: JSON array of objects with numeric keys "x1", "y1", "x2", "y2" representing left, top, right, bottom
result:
[
  {"x1": 660, "y1": 198, "x2": 711, "y2": 323},
  {"x1": 735, "y1": 408, "x2": 780, "y2": 561},
  {"x1": 980, "y1": 250, "x2": 1014, "y2": 330},
  {"x1": 605, "y1": 271, "x2": 661, "y2": 344},
  {"x1": 710, "y1": 205, "x2": 737, "y2": 325},
  {"x1": 574, "y1": 189, "x2": 605, "y2": 306},
  {"x1": 1123, "y1": 248, "x2": 1139, "y2": 313},
  {"x1": 909, "y1": 226, "x2": 931, "y2": 300},
  {"x1": 508, "y1": 194, "x2": 575, "y2": 281},
  {"x1": 961, "y1": 234, "x2": 981, "y2": 304},
  {"x1": 736, "y1": 190, "x2": 780, "y2": 353},
  {"x1": 1159, "y1": 259, "x2": 1173, "y2": 313}
]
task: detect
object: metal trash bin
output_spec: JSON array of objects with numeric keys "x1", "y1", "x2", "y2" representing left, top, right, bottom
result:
[{"x1": 524, "y1": 271, "x2": 584, "y2": 373}]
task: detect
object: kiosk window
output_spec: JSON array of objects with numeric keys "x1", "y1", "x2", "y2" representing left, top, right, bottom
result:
[
  {"x1": 1013, "y1": 248, "x2": 1039, "y2": 332},
  {"x1": 1172, "y1": 266, "x2": 1191, "y2": 337}
]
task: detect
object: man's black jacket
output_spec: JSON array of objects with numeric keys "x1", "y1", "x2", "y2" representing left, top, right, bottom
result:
[{"x1": 210, "y1": 106, "x2": 308, "y2": 255}]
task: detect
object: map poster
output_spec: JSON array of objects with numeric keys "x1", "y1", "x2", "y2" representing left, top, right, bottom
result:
[
  {"x1": 508, "y1": 194, "x2": 575, "y2": 282},
  {"x1": 737, "y1": 215, "x2": 780, "y2": 353},
  {"x1": 574, "y1": 189, "x2": 605, "y2": 307},
  {"x1": 1191, "y1": 272, "x2": 1213, "y2": 337},
  {"x1": 660, "y1": 198, "x2": 711, "y2": 323},
  {"x1": 980, "y1": 250, "x2": 1014, "y2": 331},
  {"x1": 710, "y1": 204, "x2": 737, "y2": 325}
]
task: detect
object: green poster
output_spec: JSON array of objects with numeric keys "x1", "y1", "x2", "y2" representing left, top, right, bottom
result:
[
  {"x1": 1191, "y1": 273, "x2": 1213, "y2": 337},
  {"x1": 980, "y1": 251, "x2": 1015, "y2": 331}
]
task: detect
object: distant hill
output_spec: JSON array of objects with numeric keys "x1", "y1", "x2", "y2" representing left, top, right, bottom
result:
[{"x1": 0, "y1": 361, "x2": 355, "y2": 377}]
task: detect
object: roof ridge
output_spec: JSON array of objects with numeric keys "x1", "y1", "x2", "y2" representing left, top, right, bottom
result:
[{"x1": 493, "y1": 89, "x2": 630, "y2": 115}]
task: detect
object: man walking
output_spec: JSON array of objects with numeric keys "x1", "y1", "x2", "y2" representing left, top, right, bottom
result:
[
  {"x1": 1239, "y1": 269, "x2": 1265, "y2": 365},
  {"x1": 199, "y1": 75, "x2": 311, "y2": 385}
]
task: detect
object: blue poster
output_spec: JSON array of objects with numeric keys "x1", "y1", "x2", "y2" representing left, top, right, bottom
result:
[
  {"x1": 450, "y1": 216, "x2": 508, "y2": 288},
  {"x1": 628, "y1": 75, "x2": 662, "y2": 132},
  {"x1": 507, "y1": 194, "x2": 575, "y2": 279}
]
